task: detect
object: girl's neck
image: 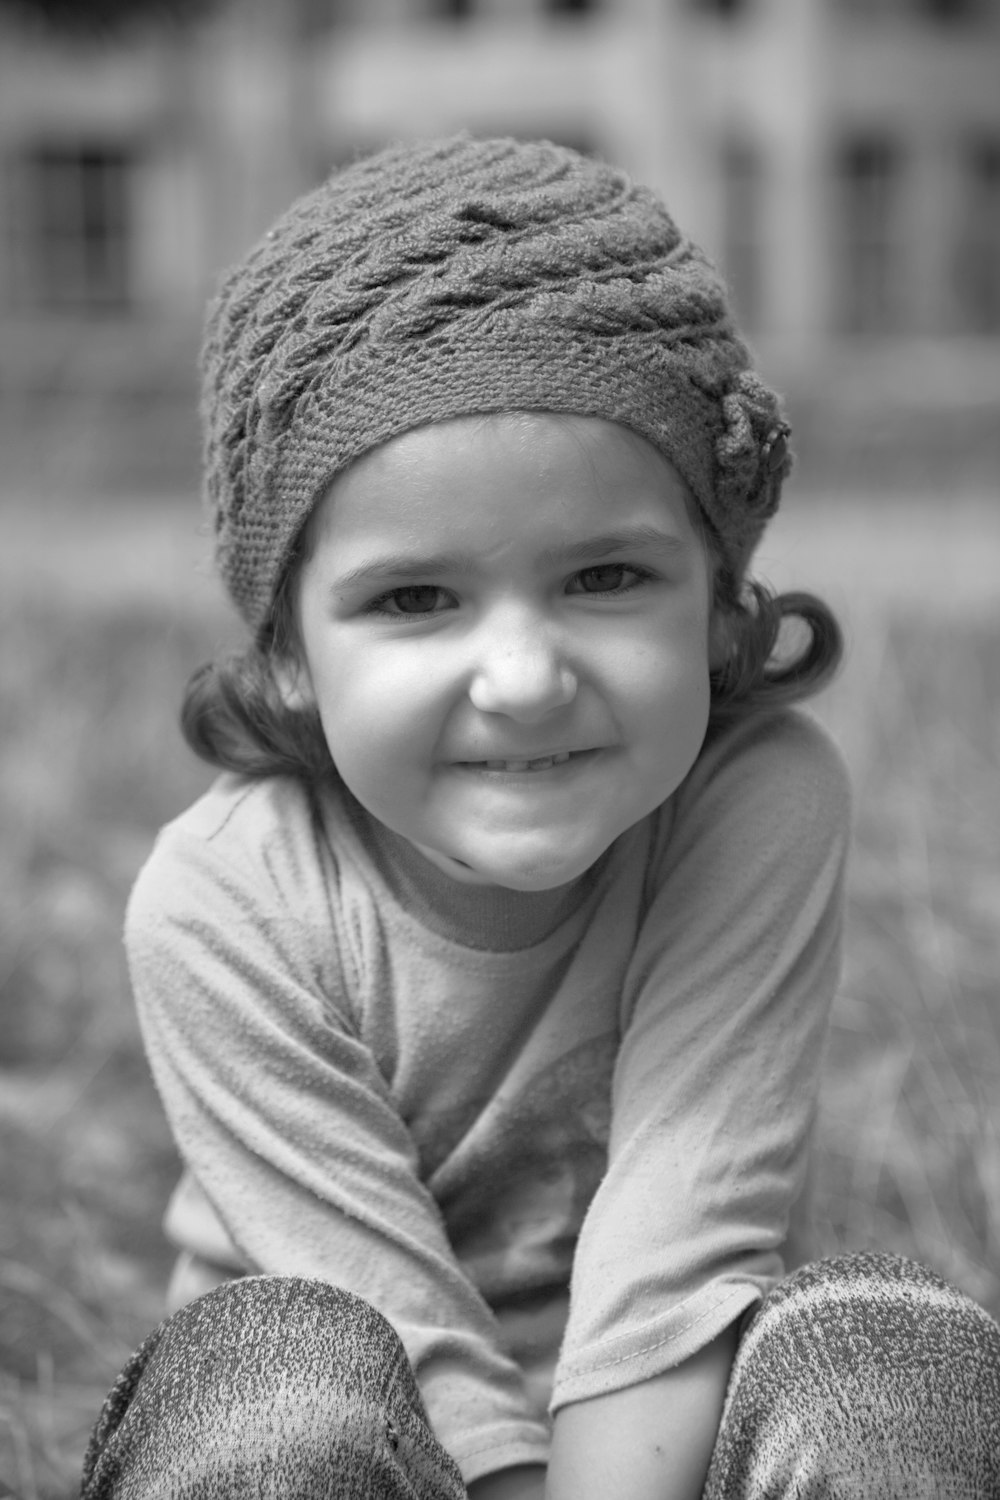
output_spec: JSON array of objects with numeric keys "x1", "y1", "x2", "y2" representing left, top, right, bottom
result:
[{"x1": 350, "y1": 797, "x2": 604, "y2": 952}]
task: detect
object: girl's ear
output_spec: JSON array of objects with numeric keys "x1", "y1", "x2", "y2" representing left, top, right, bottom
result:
[{"x1": 273, "y1": 654, "x2": 315, "y2": 711}]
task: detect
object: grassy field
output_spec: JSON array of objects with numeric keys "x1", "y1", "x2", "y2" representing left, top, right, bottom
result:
[{"x1": 1, "y1": 490, "x2": 999, "y2": 1497}]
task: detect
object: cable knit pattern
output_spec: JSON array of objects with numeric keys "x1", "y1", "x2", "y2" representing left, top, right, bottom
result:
[{"x1": 200, "y1": 134, "x2": 791, "y2": 632}]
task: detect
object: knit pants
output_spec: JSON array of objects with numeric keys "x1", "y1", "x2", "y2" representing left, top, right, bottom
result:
[{"x1": 81, "y1": 1253, "x2": 1000, "y2": 1499}]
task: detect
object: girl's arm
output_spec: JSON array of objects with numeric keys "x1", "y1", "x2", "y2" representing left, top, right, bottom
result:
[
  {"x1": 469, "y1": 1319, "x2": 738, "y2": 1500},
  {"x1": 475, "y1": 715, "x2": 848, "y2": 1500},
  {"x1": 549, "y1": 712, "x2": 851, "y2": 1478},
  {"x1": 125, "y1": 777, "x2": 550, "y2": 1483},
  {"x1": 545, "y1": 1321, "x2": 739, "y2": 1500},
  {"x1": 468, "y1": 1467, "x2": 547, "y2": 1500}
]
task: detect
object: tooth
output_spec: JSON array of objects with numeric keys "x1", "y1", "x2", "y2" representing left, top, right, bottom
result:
[{"x1": 474, "y1": 753, "x2": 576, "y2": 771}]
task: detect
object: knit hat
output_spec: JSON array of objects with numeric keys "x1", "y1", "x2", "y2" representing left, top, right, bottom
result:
[{"x1": 201, "y1": 134, "x2": 791, "y2": 634}]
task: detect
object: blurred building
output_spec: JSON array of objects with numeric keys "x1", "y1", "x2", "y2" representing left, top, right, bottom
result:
[{"x1": 1, "y1": 0, "x2": 998, "y2": 492}]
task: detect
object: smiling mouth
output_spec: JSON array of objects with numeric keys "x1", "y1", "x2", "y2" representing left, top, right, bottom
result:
[{"x1": 460, "y1": 751, "x2": 590, "y2": 774}]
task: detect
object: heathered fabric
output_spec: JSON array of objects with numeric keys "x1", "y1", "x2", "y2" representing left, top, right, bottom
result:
[
  {"x1": 200, "y1": 134, "x2": 792, "y2": 632},
  {"x1": 82, "y1": 1256, "x2": 1000, "y2": 1498},
  {"x1": 80, "y1": 1278, "x2": 466, "y2": 1500},
  {"x1": 704, "y1": 1253, "x2": 1000, "y2": 1497}
]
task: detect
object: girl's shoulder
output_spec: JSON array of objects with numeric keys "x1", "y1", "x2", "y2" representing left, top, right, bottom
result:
[
  {"x1": 129, "y1": 772, "x2": 338, "y2": 925},
  {"x1": 696, "y1": 706, "x2": 849, "y2": 800},
  {"x1": 647, "y1": 708, "x2": 851, "y2": 876},
  {"x1": 156, "y1": 769, "x2": 318, "y2": 855}
]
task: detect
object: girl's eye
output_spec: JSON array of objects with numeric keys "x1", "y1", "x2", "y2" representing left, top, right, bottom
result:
[
  {"x1": 368, "y1": 585, "x2": 454, "y2": 617},
  {"x1": 568, "y1": 564, "x2": 647, "y2": 596}
]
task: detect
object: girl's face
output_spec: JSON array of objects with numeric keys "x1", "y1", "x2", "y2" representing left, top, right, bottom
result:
[{"x1": 292, "y1": 412, "x2": 715, "y2": 891}]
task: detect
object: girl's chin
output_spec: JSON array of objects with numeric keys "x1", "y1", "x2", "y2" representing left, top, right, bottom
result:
[{"x1": 411, "y1": 838, "x2": 602, "y2": 891}]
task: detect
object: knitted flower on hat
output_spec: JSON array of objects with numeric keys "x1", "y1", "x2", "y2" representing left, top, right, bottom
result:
[{"x1": 201, "y1": 134, "x2": 791, "y2": 632}]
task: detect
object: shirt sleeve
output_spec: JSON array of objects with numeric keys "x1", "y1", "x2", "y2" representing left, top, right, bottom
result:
[
  {"x1": 125, "y1": 780, "x2": 549, "y2": 1483},
  {"x1": 552, "y1": 711, "x2": 851, "y2": 1410}
]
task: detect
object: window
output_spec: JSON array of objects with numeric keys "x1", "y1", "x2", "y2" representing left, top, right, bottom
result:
[
  {"x1": 294, "y1": 0, "x2": 351, "y2": 36},
  {"x1": 720, "y1": 136, "x2": 762, "y2": 331},
  {"x1": 954, "y1": 138, "x2": 1000, "y2": 332},
  {"x1": 918, "y1": 0, "x2": 983, "y2": 19},
  {"x1": 10, "y1": 142, "x2": 132, "y2": 312},
  {"x1": 833, "y1": 1, "x2": 903, "y2": 17},
  {"x1": 543, "y1": 0, "x2": 600, "y2": 14},
  {"x1": 835, "y1": 135, "x2": 903, "y2": 333},
  {"x1": 689, "y1": 0, "x2": 750, "y2": 17},
  {"x1": 430, "y1": 0, "x2": 475, "y2": 18},
  {"x1": 835, "y1": 0, "x2": 990, "y2": 19}
]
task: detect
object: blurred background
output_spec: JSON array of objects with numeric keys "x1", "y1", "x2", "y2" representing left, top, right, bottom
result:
[{"x1": 1, "y1": 1, "x2": 998, "y2": 1495}]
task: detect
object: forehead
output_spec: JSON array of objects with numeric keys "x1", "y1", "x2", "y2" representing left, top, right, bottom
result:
[{"x1": 308, "y1": 411, "x2": 702, "y2": 553}]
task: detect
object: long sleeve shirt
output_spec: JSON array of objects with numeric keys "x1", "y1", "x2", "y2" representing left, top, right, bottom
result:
[{"x1": 126, "y1": 707, "x2": 850, "y2": 1485}]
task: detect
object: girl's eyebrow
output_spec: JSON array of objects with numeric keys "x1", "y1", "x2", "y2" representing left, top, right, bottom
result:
[
  {"x1": 333, "y1": 552, "x2": 474, "y2": 590},
  {"x1": 333, "y1": 525, "x2": 683, "y2": 590},
  {"x1": 544, "y1": 525, "x2": 684, "y2": 567}
]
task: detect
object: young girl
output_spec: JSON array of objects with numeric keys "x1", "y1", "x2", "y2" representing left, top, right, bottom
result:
[{"x1": 82, "y1": 136, "x2": 1000, "y2": 1500}]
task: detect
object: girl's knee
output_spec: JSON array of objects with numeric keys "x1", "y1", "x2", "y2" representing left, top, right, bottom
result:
[
  {"x1": 83, "y1": 1277, "x2": 463, "y2": 1499},
  {"x1": 709, "y1": 1253, "x2": 1000, "y2": 1498},
  {"x1": 746, "y1": 1251, "x2": 1000, "y2": 1374}
]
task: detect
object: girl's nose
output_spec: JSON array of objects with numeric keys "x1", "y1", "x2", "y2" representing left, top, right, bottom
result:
[{"x1": 468, "y1": 619, "x2": 578, "y2": 722}]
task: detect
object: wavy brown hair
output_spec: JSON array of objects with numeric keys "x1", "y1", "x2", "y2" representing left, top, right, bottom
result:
[{"x1": 707, "y1": 567, "x2": 843, "y2": 729}]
